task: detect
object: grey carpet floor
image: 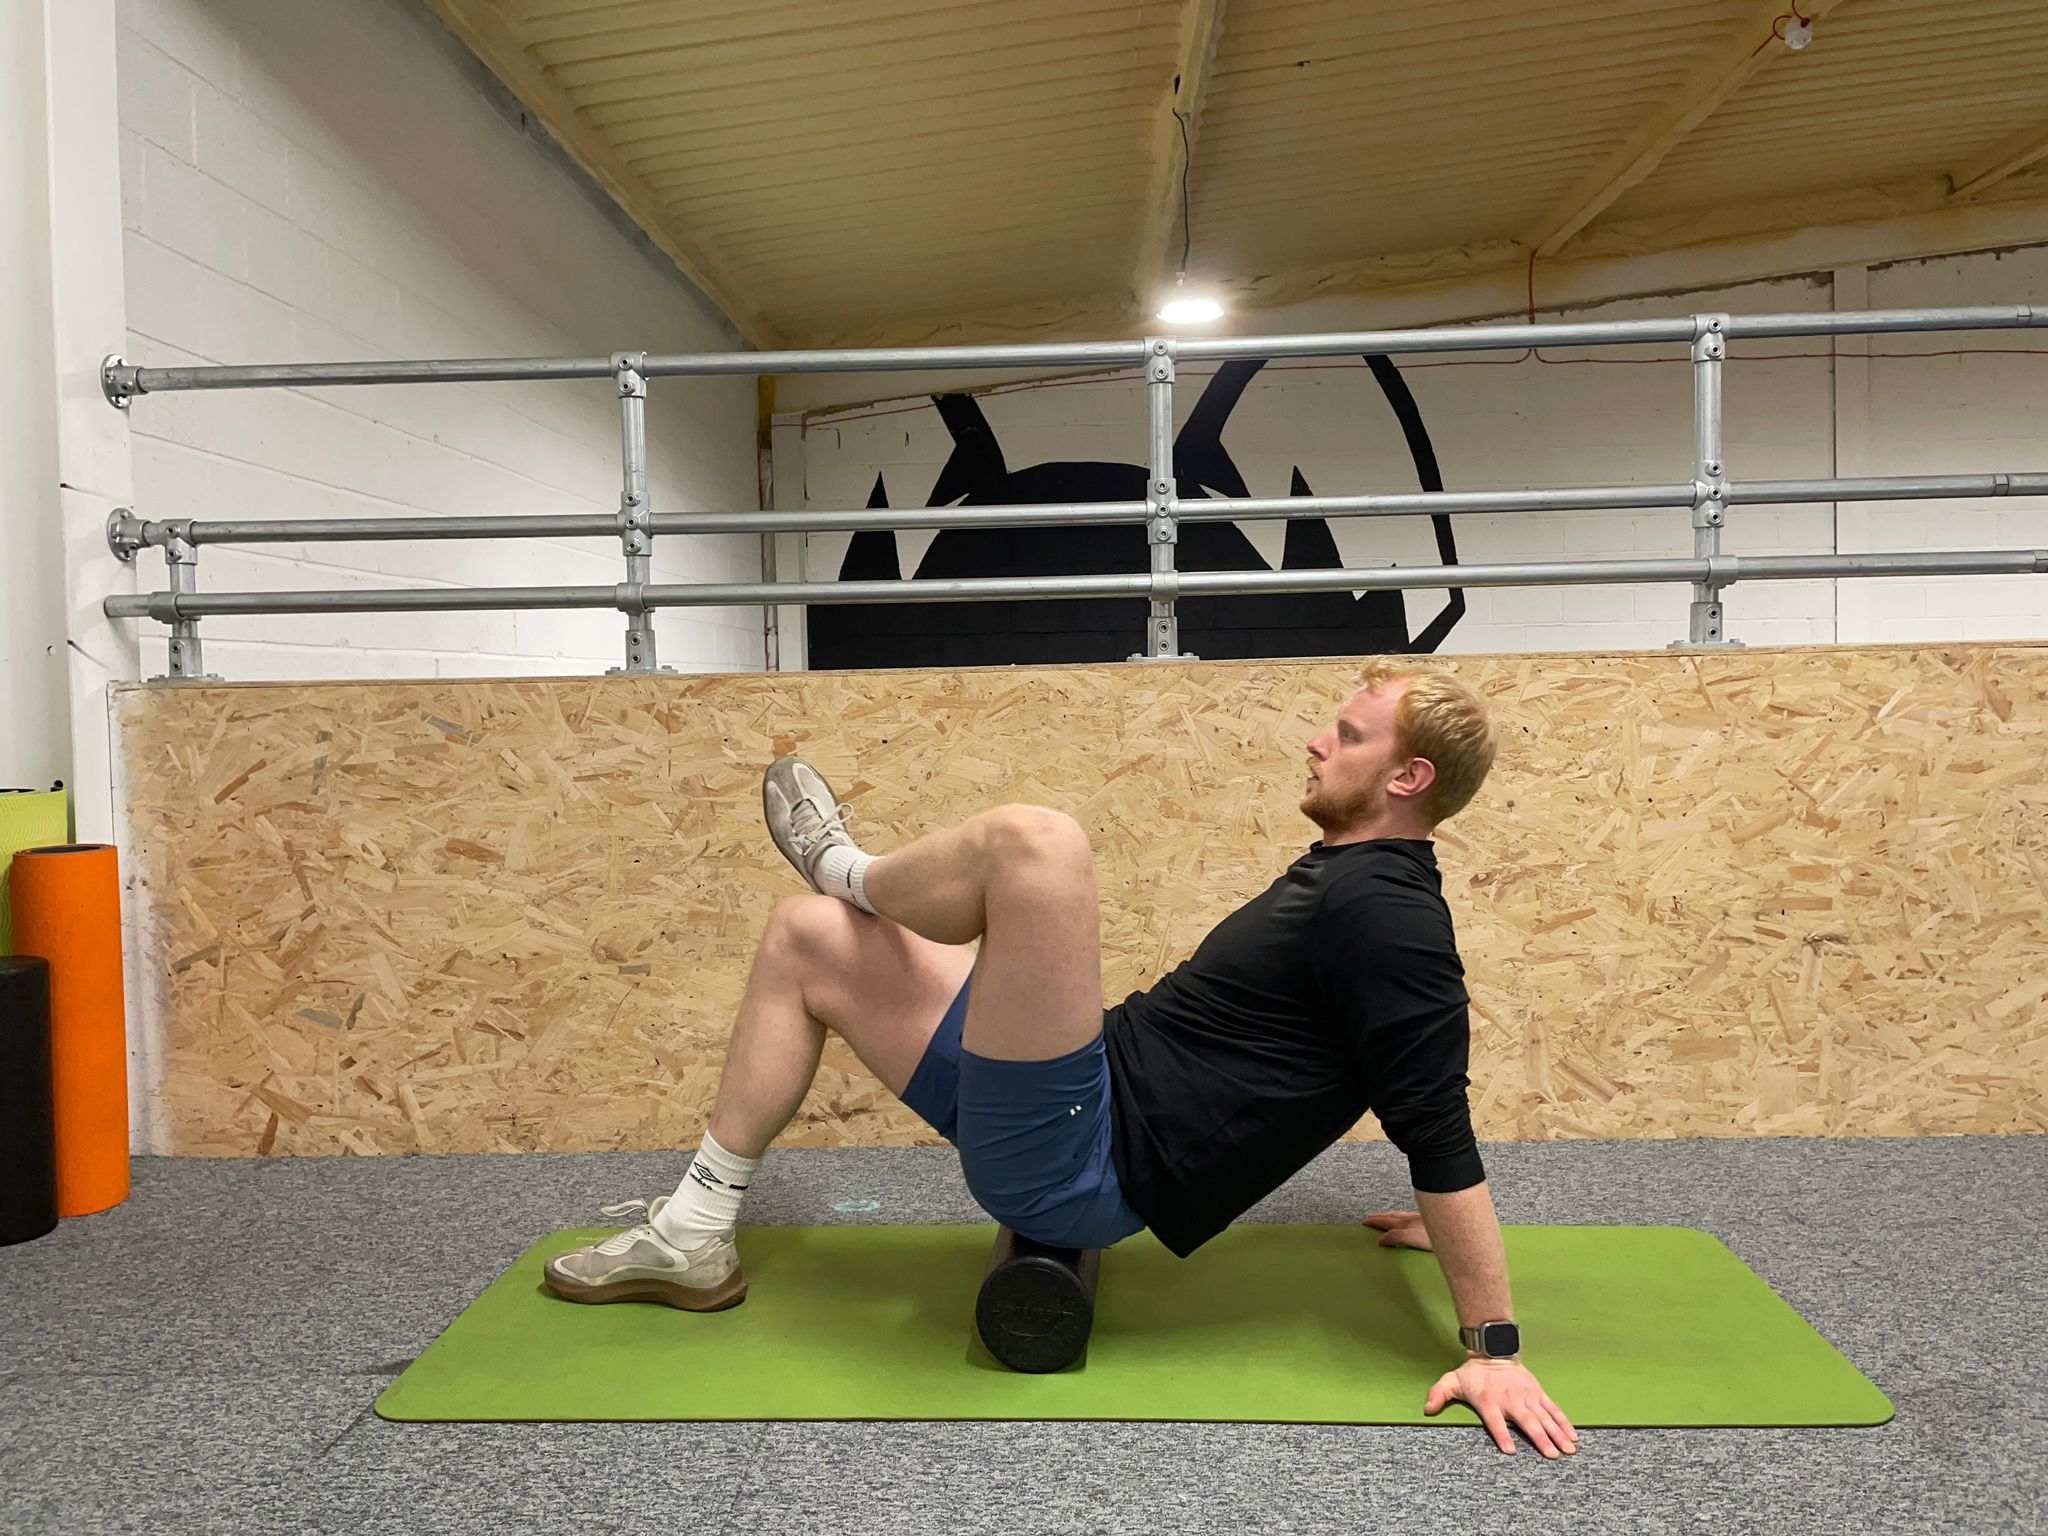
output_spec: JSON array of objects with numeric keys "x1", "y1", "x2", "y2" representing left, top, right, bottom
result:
[{"x1": 1, "y1": 1136, "x2": 2043, "y2": 1535}]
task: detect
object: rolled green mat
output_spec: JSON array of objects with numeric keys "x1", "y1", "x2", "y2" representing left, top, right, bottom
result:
[{"x1": 0, "y1": 786, "x2": 70, "y2": 952}]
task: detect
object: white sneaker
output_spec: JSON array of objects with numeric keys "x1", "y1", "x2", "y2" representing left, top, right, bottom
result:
[
  {"x1": 762, "y1": 756, "x2": 861, "y2": 893},
  {"x1": 541, "y1": 1197, "x2": 746, "y2": 1312}
]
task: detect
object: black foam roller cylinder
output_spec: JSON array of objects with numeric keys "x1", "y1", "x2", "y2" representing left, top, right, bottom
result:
[
  {"x1": 0, "y1": 955, "x2": 59, "y2": 1246},
  {"x1": 975, "y1": 1226, "x2": 1101, "y2": 1373}
]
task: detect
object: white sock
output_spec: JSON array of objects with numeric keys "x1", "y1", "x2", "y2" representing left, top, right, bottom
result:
[
  {"x1": 813, "y1": 844, "x2": 878, "y2": 914},
  {"x1": 652, "y1": 1130, "x2": 760, "y2": 1248}
]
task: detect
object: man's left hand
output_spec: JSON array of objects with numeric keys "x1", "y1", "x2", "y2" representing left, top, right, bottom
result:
[
  {"x1": 1363, "y1": 1209, "x2": 1431, "y2": 1250},
  {"x1": 1425, "y1": 1358, "x2": 1578, "y2": 1459}
]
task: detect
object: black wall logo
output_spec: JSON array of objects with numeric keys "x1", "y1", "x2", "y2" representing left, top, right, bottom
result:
[{"x1": 807, "y1": 355, "x2": 1465, "y2": 669}]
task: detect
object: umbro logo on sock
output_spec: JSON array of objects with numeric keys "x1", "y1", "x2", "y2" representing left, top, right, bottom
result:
[{"x1": 688, "y1": 1165, "x2": 750, "y2": 1193}]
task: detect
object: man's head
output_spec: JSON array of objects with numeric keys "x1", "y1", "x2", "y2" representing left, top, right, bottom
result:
[{"x1": 1300, "y1": 661, "x2": 1497, "y2": 844}]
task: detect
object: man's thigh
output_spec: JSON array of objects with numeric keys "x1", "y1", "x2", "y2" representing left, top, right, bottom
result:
[
  {"x1": 787, "y1": 895, "x2": 977, "y2": 1098},
  {"x1": 963, "y1": 807, "x2": 1104, "y2": 1063}
]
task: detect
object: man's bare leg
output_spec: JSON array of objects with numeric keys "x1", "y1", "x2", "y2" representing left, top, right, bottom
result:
[
  {"x1": 665, "y1": 898, "x2": 978, "y2": 1235},
  {"x1": 860, "y1": 805, "x2": 1104, "y2": 1063},
  {"x1": 706, "y1": 895, "x2": 977, "y2": 1158},
  {"x1": 702, "y1": 800, "x2": 1101, "y2": 1161},
  {"x1": 699, "y1": 919, "x2": 830, "y2": 1162},
  {"x1": 547, "y1": 771, "x2": 1098, "y2": 1306}
]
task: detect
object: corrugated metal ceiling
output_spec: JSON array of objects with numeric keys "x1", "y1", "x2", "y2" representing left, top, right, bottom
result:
[
  {"x1": 421, "y1": 0, "x2": 2048, "y2": 346},
  {"x1": 1608, "y1": 0, "x2": 2048, "y2": 219},
  {"x1": 1190, "y1": 0, "x2": 1761, "y2": 275}
]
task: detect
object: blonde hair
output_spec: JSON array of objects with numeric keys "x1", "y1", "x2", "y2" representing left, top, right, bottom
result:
[{"x1": 1354, "y1": 660, "x2": 1497, "y2": 824}]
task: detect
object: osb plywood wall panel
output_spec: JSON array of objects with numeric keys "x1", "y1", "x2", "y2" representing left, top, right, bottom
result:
[{"x1": 115, "y1": 645, "x2": 2048, "y2": 1157}]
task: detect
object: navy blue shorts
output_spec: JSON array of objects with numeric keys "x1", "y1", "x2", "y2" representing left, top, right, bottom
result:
[{"x1": 900, "y1": 969, "x2": 1147, "y2": 1251}]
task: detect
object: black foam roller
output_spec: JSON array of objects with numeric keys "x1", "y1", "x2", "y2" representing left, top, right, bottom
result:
[
  {"x1": 975, "y1": 1226, "x2": 1101, "y2": 1373},
  {"x1": 0, "y1": 955, "x2": 58, "y2": 1245}
]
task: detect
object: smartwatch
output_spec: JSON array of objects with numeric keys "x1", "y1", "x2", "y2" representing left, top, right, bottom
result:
[{"x1": 1459, "y1": 1320, "x2": 1521, "y2": 1360}]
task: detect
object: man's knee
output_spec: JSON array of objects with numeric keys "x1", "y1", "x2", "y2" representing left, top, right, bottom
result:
[
  {"x1": 761, "y1": 892, "x2": 855, "y2": 967},
  {"x1": 981, "y1": 804, "x2": 1091, "y2": 867}
]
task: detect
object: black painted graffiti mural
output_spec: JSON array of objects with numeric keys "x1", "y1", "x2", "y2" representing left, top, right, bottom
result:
[{"x1": 807, "y1": 355, "x2": 1465, "y2": 669}]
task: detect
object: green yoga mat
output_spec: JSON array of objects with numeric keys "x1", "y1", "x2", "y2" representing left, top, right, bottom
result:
[
  {"x1": 0, "y1": 787, "x2": 68, "y2": 953},
  {"x1": 377, "y1": 1224, "x2": 1892, "y2": 1426}
]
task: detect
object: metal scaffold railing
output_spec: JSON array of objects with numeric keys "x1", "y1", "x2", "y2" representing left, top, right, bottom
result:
[{"x1": 98, "y1": 305, "x2": 2048, "y2": 678}]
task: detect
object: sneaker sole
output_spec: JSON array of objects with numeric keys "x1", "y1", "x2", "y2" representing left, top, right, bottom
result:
[{"x1": 543, "y1": 1268, "x2": 748, "y2": 1313}]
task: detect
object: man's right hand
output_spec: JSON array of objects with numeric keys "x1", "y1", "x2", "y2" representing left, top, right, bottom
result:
[{"x1": 1363, "y1": 1209, "x2": 1433, "y2": 1250}]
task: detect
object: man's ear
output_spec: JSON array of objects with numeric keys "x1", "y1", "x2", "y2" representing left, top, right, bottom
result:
[{"x1": 1390, "y1": 757, "x2": 1438, "y2": 800}]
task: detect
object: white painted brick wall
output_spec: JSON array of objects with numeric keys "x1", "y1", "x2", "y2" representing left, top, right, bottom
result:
[
  {"x1": 797, "y1": 262, "x2": 2048, "y2": 656},
  {"x1": 115, "y1": 0, "x2": 763, "y2": 681},
  {"x1": 1846, "y1": 245, "x2": 2048, "y2": 644}
]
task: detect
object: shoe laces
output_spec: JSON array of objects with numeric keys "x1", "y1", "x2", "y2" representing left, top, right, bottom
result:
[
  {"x1": 593, "y1": 1197, "x2": 663, "y2": 1256},
  {"x1": 789, "y1": 798, "x2": 855, "y2": 862}
]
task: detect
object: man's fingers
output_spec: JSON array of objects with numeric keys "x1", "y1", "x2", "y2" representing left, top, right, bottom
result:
[
  {"x1": 1542, "y1": 1396, "x2": 1578, "y2": 1442},
  {"x1": 1542, "y1": 1407, "x2": 1577, "y2": 1453},
  {"x1": 1426, "y1": 1367, "x2": 1573, "y2": 1458},
  {"x1": 1546, "y1": 1408, "x2": 1579, "y2": 1454},
  {"x1": 1363, "y1": 1209, "x2": 1427, "y2": 1250},
  {"x1": 1515, "y1": 1406, "x2": 1561, "y2": 1460},
  {"x1": 1539, "y1": 1395, "x2": 1579, "y2": 1448}
]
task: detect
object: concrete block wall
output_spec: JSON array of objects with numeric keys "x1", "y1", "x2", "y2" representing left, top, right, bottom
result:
[
  {"x1": 795, "y1": 258, "x2": 2048, "y2": 657},
  {"x1": 115, "y1": 0, "x2": 764, "y2": 681}
]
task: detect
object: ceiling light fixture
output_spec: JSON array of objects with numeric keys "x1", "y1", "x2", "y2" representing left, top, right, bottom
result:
[{"x1": 1158, "y1": 279, "x2": 1224, "y2": 325}]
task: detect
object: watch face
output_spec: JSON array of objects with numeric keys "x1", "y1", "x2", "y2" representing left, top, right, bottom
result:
[{"x1": 1485, "y1": 1322, "x2": 1521, "y2": 1357}]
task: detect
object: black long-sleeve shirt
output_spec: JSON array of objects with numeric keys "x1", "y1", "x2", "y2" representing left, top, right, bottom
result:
[{"x1": 1103, "y1": 837, "x2": 1485, "y2": 1258}]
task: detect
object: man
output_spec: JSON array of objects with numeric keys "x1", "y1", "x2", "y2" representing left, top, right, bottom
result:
[{"x1": 544, "y1": 660, "x2": 1576, "y2": 1458}]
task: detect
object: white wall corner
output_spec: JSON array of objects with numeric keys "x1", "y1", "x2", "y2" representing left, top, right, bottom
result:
[{"x1": 44, "y1": 0, "x2": 153, "y2": 1146}]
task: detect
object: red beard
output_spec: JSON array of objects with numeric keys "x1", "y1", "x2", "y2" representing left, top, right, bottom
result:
[{"x1": 1303, "y1": 766, "x2": 1390, "y2": 832}]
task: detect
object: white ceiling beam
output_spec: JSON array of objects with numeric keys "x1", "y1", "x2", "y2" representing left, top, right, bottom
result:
[
  {"x1": 1526, "y1": 0, "x2": 1854, "y2": 259},
  {"x1": 1946, "y1": 119, "x2": 2048, "y2": 202},
  {"x1": 420, "y1": 0, "x2": 779, "y2": 348},
  {"x1": 1131, "y1": 0, "x2": 1228, "y2": 315}
]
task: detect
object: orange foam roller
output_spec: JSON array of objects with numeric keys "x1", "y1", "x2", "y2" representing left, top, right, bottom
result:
[{"x1": 9, "y1": 844, "x2": 130, "y2": 1217}]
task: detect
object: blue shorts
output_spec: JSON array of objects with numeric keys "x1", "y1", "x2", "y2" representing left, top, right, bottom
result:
[{"x1": 900, "y1": 970, "x2": 1148, "y2": 1251}]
